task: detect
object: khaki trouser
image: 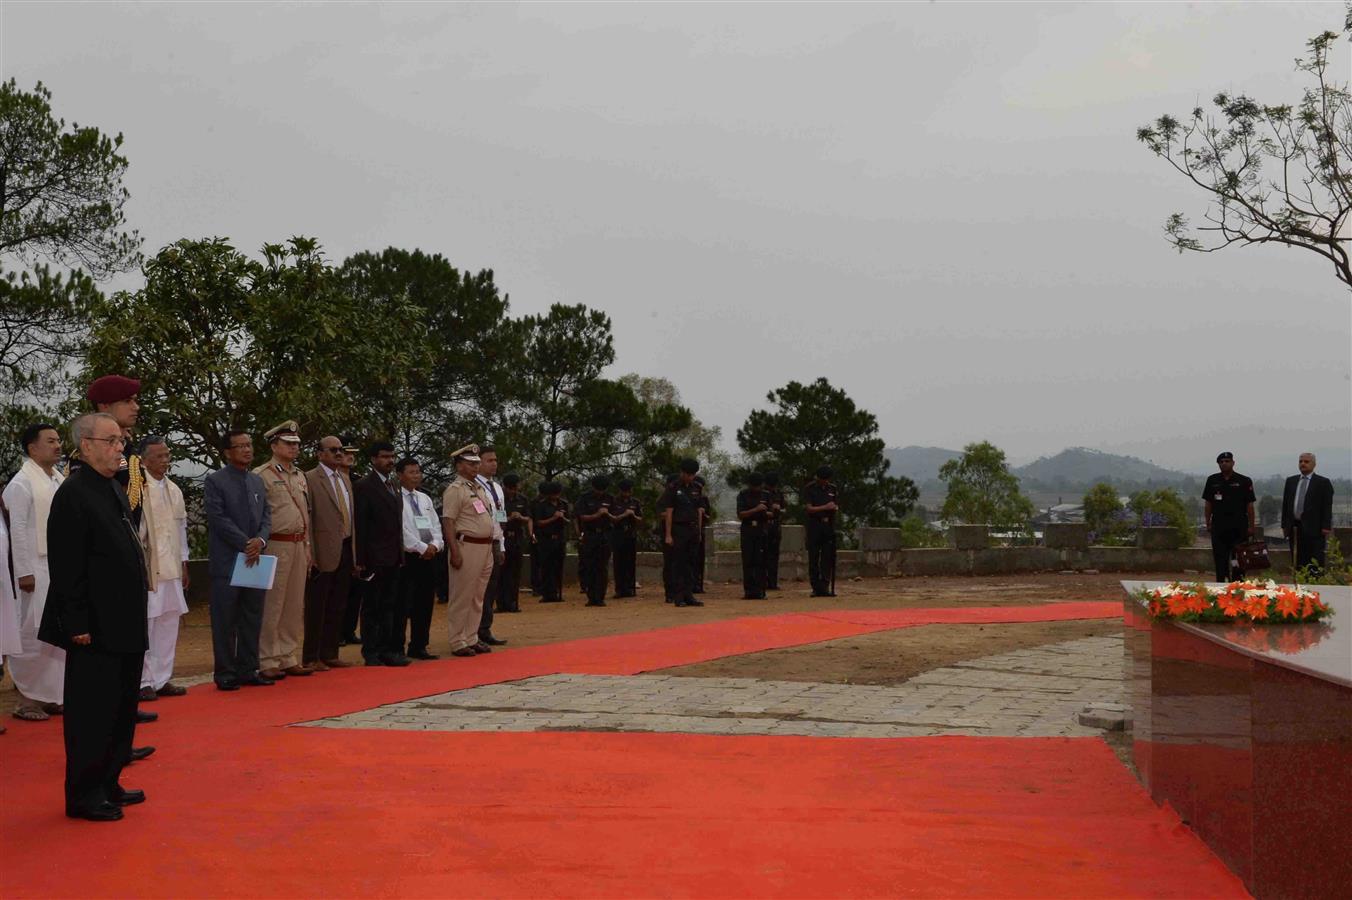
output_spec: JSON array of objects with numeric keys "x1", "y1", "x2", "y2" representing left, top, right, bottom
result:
[
  {"x1": 448, "y1": 541, "x2": 493, "y2": 652},
  {"x1": 260, "y1": 540, "x2": 308, "y2": 670}
]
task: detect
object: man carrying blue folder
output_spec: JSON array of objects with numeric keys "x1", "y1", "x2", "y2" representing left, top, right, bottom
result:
[{"x1": 204, "y1": 430, "x2": 274, "y2": 690}]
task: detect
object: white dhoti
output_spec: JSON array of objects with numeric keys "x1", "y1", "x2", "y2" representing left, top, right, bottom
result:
[
  {"x1": 141, "y1": 578, "x2": 188, "y2": 690},
  {"x1": 7, "y1": 561, "x2": 65, "y2": 705},
  {"x1": 0, "y1": 515, "x2": 23, "y2": 659}
]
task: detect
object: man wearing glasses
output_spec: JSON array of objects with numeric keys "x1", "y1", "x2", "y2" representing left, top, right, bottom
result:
[
  {"x1": 40, "y1": 413, "x2": 149, "y2": 821},
  {"x1": 303, "y1": 436, "x2": 357, "y2": 669}
]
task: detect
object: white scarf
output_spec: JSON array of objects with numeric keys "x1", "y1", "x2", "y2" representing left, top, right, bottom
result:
[{"x1": 19, "y1": 457, "x2": 61, "y2": 558}]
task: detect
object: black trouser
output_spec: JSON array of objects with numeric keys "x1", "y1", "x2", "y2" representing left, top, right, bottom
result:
[
  {"x1": 529, "y1": 544, "x2": 541, "y2": 594},
  {"x1": 579, "y1": 531, "x2": 610, "y2": 603},
  {"x1": 499, "y1": 538, "x2": 524, "y2": 611},
  {"x1": 1292, "y1": 526, "x2": 1327, "y2": 572},
  {"x1": 479, "y1": 552, "x2": 501, "y2": 639},
  {"x1": 303, "y1": 538, "x2": 352, "y2": 664},
  {"x1": 765, "y1": 525, "x2": 782, "y2": 589},
  {"x1": 669, "y1": 522, "x2": 700, "y2": 602},
  {"x1": 209, "y1": 577, "x2": 265, "y2": 683},
  {"x1": 398, "y1": 552, "x2": 436, "y2": 654},
  {"x1": 612, "y1": 530, "x2": 637, "y2": 596},
  {"x1": 360, "y1": 565, "x2": 402, "y2": 661},
  {"x1": 694, "y1": 529, "x2": 706, "y2": 592},
  {"x1": 537, "y1": 537, "x2": 565, "y2": 601},
  {"x1": 434, "y1": 546, "x2": 450, "y2": 604},
  {"x1": 342, "y1": 576, "x2": 365, "y2": 638},
  {"x1": 741, "y1": 525, "x2": 767, "y2": 597},
  {"x1": 807, "y1": 527, "x2": 837, "y2": 594},
  {"x1": 661, "y1": 539, "x2": 673, "y2": 600},
  {"x1": 1210, "y1": 522, "x2": 1247, "y2": 582},
  {"x1": 64, "y1": 647, "x2": 141, "y2": 812}
]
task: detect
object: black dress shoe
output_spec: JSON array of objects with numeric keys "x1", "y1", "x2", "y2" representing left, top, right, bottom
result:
[
  {"x1": 409, "y1": 650, "x2": 439, "y2": 660},
  {"x1": 381, "y1": 654, "x2": 412, "y2": 667},
  {"x1": 66, "y1": 802, "x2": 123, "y2": 822},
  {"x1": 129, "y1": 746, "x2": 155, "y2": 762},
  {"x1": 686, "y1": 598, "x2": 705, "y2": 607},
  {"x1": 498, "y1": 607, "x2": 522, "y2": 613},
  {"x1": 480, "y1": 635, "x2": 507, "y2": 645},
  {"x1": 451, "y1": 647, "x2": 477, "y2": 657},
  {"x1": 135, "y1": 710, "x2": 158, "y2": 724},
  {"x1": 110, "y1": 788, "x2": 146, "y2": 806},
  {"x1": 138, "y1": 686, "x2": 158, "y2": 702},
  {"x1": 156, "y1": 683, "x2": 188, "y2": 697},
  {"x1": 584, "y1": 600, "x2": 607, "y2": 607},
  {"x1": 238, "y1": 675, "x2": 275, "y2": 687},
  {"x1": 472, "y1": 641, "x2": 492, "y2": 654},
  {"x1": 215, "y1": 680, "x2": 240, "y2": 692}
]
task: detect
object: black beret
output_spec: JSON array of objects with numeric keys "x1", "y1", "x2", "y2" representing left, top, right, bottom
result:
[
  {"x1": 502, "y1": 472, "x2": 520, "y2": 487},
  {"x1": 748, "y1": 472, "x2": 765, "y2": 486},
  {"x1": 591, "y1": 474, "x2": 610, "y2": 490},
  {"x1": 679, "y1": 458, "x2": 699, "y2": 474},
  {"x1": 617, "y1": 478, "x2": 633, "y2": 491},
  {"x1": 763, "y1": 471, "x2": 780, "y2": 485},
  {"x1": 816, "y1": 465, "x2": 834, "y2": 479},
  {"x1": 1216, "y1": 451, "x2": 1234, "y2": 462},
  {"x1": 545, "y1": 481, "x2": 562, "y2": 494}
]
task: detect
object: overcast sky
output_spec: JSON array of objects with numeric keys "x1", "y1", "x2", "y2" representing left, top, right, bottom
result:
[{"x1": 4, "y1": 1, "x2": 1349, "y2": 472}]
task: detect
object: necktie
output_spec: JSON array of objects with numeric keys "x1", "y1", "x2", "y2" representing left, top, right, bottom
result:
[
  {"x1": 1294, "y1": 476, "x2": 1308, "y2": 519},
  {"x1": 406, "y1": 491, "x2": 419, "y2": 515},
  {"x1": 334, "y1": 472, "x2": 350, "y2": 533}
]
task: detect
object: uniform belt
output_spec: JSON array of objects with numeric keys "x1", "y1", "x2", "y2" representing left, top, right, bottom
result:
[
  {"x1": 457, "y1": 534, "x2": 494, "y2": 545},
  {"x1": 270, "y1": 532, "x2": 307, "y2": 542}
]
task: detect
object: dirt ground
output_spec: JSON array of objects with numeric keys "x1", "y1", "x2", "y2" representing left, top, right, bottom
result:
[
  {"x1": 662, "y1": 618, "x2": 1125, "y2": 685},
  {"x1": 1, "y1": 572, "x2": 1152, "y2": 715}
]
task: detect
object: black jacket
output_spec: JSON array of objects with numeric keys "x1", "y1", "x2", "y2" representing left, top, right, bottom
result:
[
  {"x1": 1282, "y1": 473, "x2": 1334, "y2": 536},
  {"x1": 39, "y1": 466, "x2": 149, "y2": 654},
  {"x1": 354, "y1": 471, "x2": 402, "y2": 569}
]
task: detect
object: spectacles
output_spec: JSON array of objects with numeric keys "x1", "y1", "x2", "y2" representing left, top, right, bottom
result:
[{"x1": 86, "y1": 435, "x2": 127, "y2": 448}]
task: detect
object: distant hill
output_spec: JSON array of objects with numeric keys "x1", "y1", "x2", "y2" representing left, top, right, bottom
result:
[
  {"x1": 1013, "y1": 447, "x2": 1189, "y2": 488},
  {"x1": 884, "y1": 445, "x2": 963, "y2": 484}
]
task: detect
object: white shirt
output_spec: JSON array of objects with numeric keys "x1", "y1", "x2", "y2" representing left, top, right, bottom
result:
[
  {"x1": 476, "y1": 475, "x2": 506, "y2": 550},
  {"x1": 1, "y1": 465, "x2": 63, "y2": 581},
  {"x1": 400, "y1": 488, "x2": 444, "y2": 555}
]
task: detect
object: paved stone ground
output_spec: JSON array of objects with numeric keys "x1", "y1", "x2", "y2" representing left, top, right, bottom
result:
[{"x1": 298, "y1": 633, "x2": 1125, "y2": 738}]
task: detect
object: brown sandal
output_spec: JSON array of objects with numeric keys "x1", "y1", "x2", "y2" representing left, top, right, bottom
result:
[{"x1": 12, "y1": 706, "x2": 49, "y2": 721}]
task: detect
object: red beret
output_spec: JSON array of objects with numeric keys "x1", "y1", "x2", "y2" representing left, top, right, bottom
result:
[{"x1": 87, "y1": 375, "x2": 141, "y2": 406}]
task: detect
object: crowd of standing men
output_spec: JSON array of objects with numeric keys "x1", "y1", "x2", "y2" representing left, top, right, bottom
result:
[{"x1": 0, "y1": 374, "x2": 845, "y2": 821}]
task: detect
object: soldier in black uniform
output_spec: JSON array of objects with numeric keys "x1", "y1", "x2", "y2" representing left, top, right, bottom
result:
[
  {"x1": 660, "y1": 459, "x2": 705, "y2": 608},
  {"x1": 610, "y1": 479, "x2": 642, "y2": 597},
  {"x1": 574, "y1": 475, "x2": 614, "y2": 607},
  {"x1": 763, "y1": 471, "x2": 785, "y2": 591},
  {"x1": 1202, "y1": 452, "x2": 1256, "y2": 583},
  {"x1": 656, "y1": 474, "x2": 677, "y2": 602},
  {"x1": 736, "y1": 472, "x2": 770, "y2": 599},
  {"x1": 528, "y1": 482, "x2": 546, "y2": 595},
  {"x1": 803, "y1": 465, "x2": 840, "y2": 597},
  {"x1": 497, "y1": 473, "x2": 533, "y2": 613},
  {"x1": 532, "y1": 482, "x2": 569, "y2": 602},
  {"x1": 692, "y1": 476, "x2": 712, "y2": 593}
]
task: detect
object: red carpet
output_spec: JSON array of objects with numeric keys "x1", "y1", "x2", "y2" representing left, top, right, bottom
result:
[{"x1": 1, "y1": 602, "x2": 1246, "y2": 898}]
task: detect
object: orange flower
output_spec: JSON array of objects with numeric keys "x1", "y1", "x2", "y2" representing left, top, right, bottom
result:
[
  {"x1": 1244, "y1": 595, "x2": 1270, "y2": 621},
  {"x1": 1274, "y1": 591, "x2": 1302, "y2": 619},
  {"x1": 1165, "y1": 593, "x2": 1192, "y2": 617},
  {"x1": 1217, "y1": 592, "x2": 1246, "y2": 617},
  {"x1": 1183, "y1": 592, "x2": 1210, "y2": 615}
]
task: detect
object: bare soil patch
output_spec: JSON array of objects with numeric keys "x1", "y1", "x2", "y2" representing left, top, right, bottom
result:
[{"x1": 658, "y1": 619, "x2": 1125, "y2": 686}]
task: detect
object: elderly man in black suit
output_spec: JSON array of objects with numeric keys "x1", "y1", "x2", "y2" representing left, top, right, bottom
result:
[
  {"x1": 204, "y1": 430, "x2": 273, "y2": 690},
  {"x1": 40, "y1": 413, "x2": 148, "y2": 821},
  {"x1": 1282, "y1": 452, "x2": 1336, "y2": 573},
  {"x1": 354, "y1": 441, "x2": 409, "y2": 667}
]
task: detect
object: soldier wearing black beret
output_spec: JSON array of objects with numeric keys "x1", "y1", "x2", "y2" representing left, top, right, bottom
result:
[
  {"x1": 803, "y1": 465, "x2": 840, "y2": 597},
  {"x1": 574, "y1": 475, "x2": 614, "y2": 607},
  {"x1": 1202, "y1": 452, "x2": 1256, "y2": 583},
  {"x1": 610, "y1": 478, "x2": 642, "y2": 598}
]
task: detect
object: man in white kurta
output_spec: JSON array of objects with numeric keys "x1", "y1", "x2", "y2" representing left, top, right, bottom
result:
[
  {"x1": 137, "y1": 437, "x2": 191, "y2": 700},
  {"x1": 2, "y1": 423, "x2": 67, "y2": 719},
  {"x1": 1, "y1": 504, "x2": 23, "y2": 734}
]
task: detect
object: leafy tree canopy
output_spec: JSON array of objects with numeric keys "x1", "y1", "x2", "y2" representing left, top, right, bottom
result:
[
  {"x1": 939, "y1": 440, "x2": 1035, "y2": 529},
  {"x1": 736, "y1": 377, "x2": 916, "y2": 526}
]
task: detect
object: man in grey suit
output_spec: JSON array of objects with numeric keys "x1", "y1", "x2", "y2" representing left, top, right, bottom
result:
[
  {"x1": 204, "y1": 430, "x2": 272, "y2": 691},
  {"x1": 1282, "y1": 452, "x2": 1336, "y2": 573}
]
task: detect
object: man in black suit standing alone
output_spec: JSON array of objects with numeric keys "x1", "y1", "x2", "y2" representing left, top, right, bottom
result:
[
  {"x1": 204, "y1": 430, "x2": 274, "y2": 690},
  {"x1": 354, "y1": 441, "x2": 409, "y2": 667},
  {"x1": 40, "y1": 413, "x2": 149, "y2": 821},
  {"x1": 1282, "y1": 452, "x2": 1335, "y2": 573}
]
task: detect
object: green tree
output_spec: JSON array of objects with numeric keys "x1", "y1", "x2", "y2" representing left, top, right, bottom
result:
[
  {"x1": 82, "y1": 237, "x2": 390, "y2": 467},
  {"x1": 498, "y1": 304, "x2": 691, "y2": 485},
  {"x1": 939, "y1": 441, "x2": 1035, "y2": 531},
  {"x1": 899, "y1": 513, "x2": 946, "y2": 548},
  {"x1": 1083, "y1": 482, "x2": 1126, "y2": 539},
  {"x1": 337, "y1": 247, "x2": 512, "y2": 485},
  {"x1": 1137, "y1": 15, "x2": 1352, "y2": 288},
  {"x1": 1134, "y1": 487, "x2": 1197, "y2": 549},
  {"x1": 0, "y1": 79, "x2": 139, "y2": 277},
  {"x1": 1258, "y1": 494, "x2": 1281, "y2": 526},
  {"x1": 735, "y1": 377, "x2": 917, "y2": 526}
]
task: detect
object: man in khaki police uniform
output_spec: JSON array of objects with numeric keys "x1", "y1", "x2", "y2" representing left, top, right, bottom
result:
[
  {"x1": 440, "y1": 444, "x2": 497, "y2": 658},
  {"x1": 254, "y1": 421, "x2": 314, "y2": 679}
]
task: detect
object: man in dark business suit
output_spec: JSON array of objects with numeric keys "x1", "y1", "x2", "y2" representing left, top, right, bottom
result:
[
  {"x1": 1282, "y1": 452, "x2": 1335, "y2": 573},
  {"x1": 40, "y1": 413, "x2": 148, "y2": 821},
  {"x1": 204, "y1": 430, "x2": 273, "y2": 690},
  {"x1": 354, "y1": 441, "x2": 409, "y2": 667}
]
